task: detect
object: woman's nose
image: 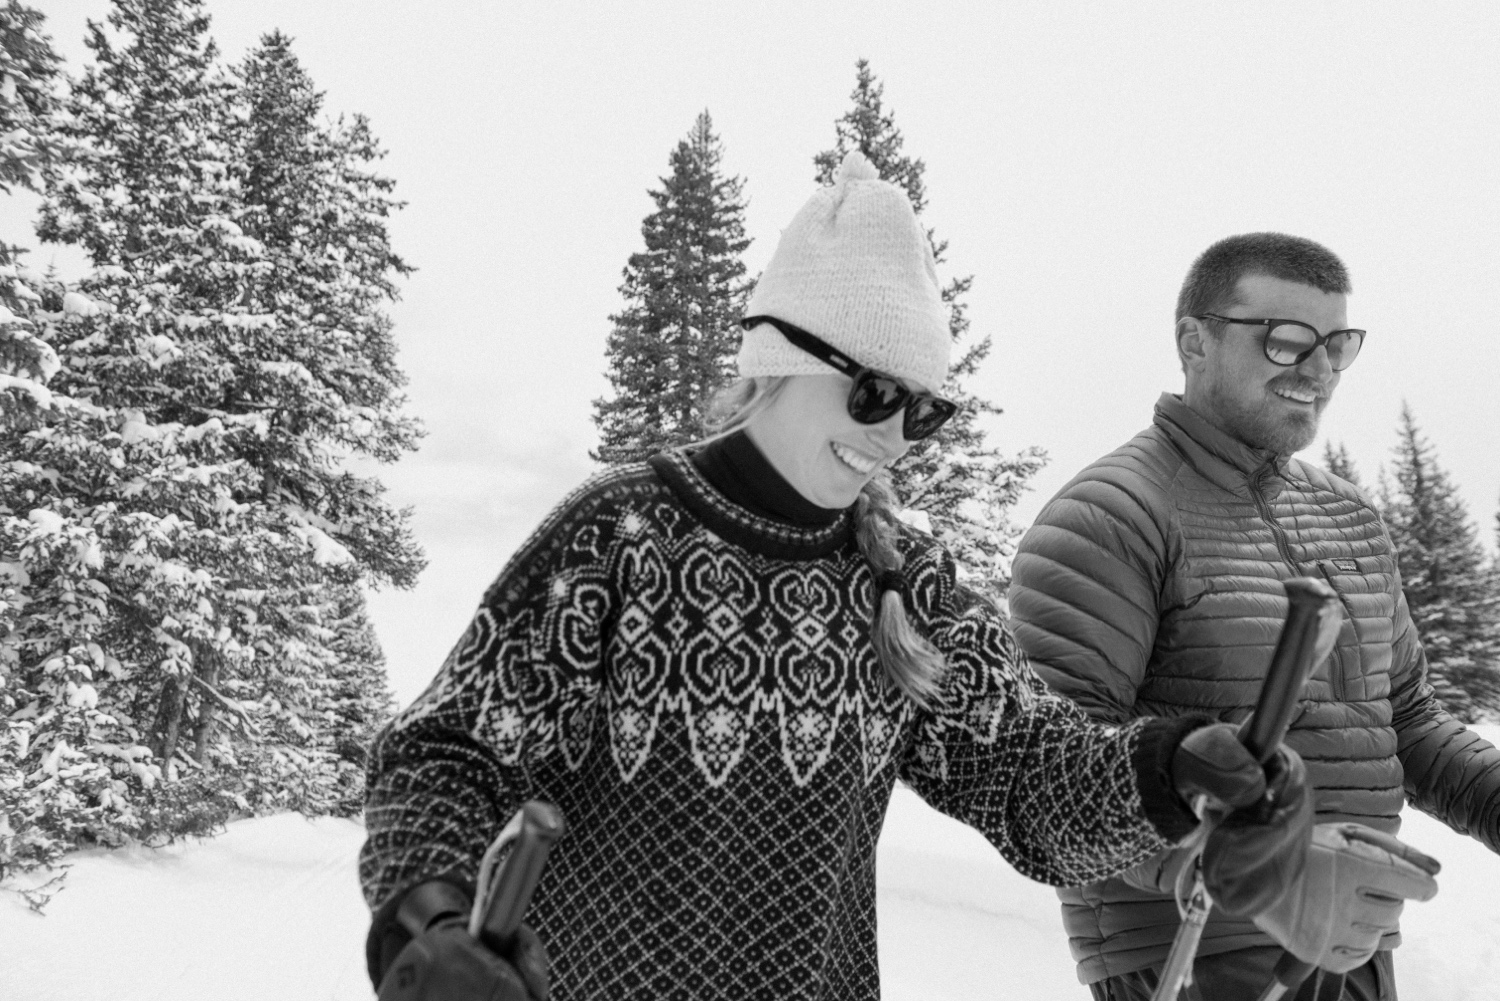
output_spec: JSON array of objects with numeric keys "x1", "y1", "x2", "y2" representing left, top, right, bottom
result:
[{"x1": 871, "y1": 409, "x2": 912, "y2": 456}]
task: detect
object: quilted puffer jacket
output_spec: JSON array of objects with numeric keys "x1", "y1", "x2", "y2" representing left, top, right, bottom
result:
[{"x1": 1009, "y1": 392, "x2": 1500, "y2": 985}]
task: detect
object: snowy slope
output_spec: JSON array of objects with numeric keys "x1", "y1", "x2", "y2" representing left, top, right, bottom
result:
[
  {"x1": 1, "y1": 813, "x2": 373, "y2": 1000},
  {"x1": 4, "y1": 725, "x2": 1500, "y2": 1000}
]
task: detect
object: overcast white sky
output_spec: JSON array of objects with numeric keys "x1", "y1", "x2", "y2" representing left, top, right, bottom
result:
[{"x1": 14, "y1": 1, "x2": 1500, "y2": 704}]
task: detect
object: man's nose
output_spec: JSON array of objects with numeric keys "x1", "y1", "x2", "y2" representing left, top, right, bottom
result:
[{"x1": 1296, "y1": 343, "x2": 1335, "y2": 382}]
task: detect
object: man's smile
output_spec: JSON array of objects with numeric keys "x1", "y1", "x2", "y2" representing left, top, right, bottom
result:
[{"x1": 1271, "y1": 386, "x2": 1320, "y2": 405}]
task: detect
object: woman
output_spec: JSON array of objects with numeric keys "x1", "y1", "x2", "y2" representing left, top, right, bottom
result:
[{"x1": 358, "y1": 153, "x2": 1310, "y2": 1001}]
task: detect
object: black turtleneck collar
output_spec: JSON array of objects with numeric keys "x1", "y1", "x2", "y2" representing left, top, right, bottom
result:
[
  {"x1": 690, "y1": 431, "x2": 845, "y2": 527},
  {"x1": 648, "y1": 444, "x2": 852, "y2": 561}
]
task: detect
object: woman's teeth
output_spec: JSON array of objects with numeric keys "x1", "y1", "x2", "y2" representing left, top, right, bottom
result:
[{"x1": 831, "y1": 442, "x2": 878, "y2": 474}]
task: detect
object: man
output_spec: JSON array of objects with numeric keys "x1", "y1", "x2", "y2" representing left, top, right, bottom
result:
[{"x1": 1009, "y1": 232, "x2": 1500, "y2": 1000}]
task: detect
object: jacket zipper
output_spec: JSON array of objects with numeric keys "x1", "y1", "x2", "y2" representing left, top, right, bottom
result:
[
  {"x1": 1250, "y1": 463, "x2": 1346, "y2": 700},
  {"x1": 1314, "y1": 562, "x2": 1351, "y2": 702},
  {"x1": 1249, "y1": 463, "x2": 1298, "y2": 571}
]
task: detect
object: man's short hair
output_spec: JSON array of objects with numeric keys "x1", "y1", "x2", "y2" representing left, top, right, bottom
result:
[{"x1": 1176, "y1": 232, "x2": 1351, "y2": 321}]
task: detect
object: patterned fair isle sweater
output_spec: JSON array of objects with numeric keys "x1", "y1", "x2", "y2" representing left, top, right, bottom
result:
[{"x1": 360, "y1": 442, "x2": 1198, "y2": 1000}]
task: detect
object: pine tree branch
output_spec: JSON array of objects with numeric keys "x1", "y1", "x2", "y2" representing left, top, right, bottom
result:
[{"x1": 189, "y1": 673, "x2": 261, "y2": 736}]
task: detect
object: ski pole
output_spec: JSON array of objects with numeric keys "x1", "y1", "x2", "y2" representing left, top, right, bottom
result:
[
  {"x1": 377, "y1": 801, "x2": 566, "y2": 1001},
  {"x1": 470, "y1": 800, "x2": 567, "y2": 949},
  {"x1": 1151, "y1": 577, "x2": 1342, "y2": 1001},
  {"x1": 1254, "y1": 949, "x2": 1319, "y2": 1001}
]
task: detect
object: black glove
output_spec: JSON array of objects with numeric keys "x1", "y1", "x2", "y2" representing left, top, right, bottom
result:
[
  {"x1": 373, "y1": 880, "x2": 549, "y2": 1001},
  {"x1": 1171, "y1": 721, "x2": 1270, "y2": 811},
  {"x1": 1170, "y1": 723, "x2": 1315, "y2": 918}
]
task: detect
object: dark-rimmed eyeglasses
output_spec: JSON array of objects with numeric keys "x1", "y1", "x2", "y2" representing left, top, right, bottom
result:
[
  {"x1": 740, "y1": 315, "x2": 958, "y2": 441},
  {"x1": 1195, "y1": 313, "x2": 1366, "y2": 372}
]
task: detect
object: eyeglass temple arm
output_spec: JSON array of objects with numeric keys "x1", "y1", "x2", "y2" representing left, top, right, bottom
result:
[
  {"x1": 1197, "y1": 313, "x2": 1272, "y2": 327},
  {"x1": 740, "y1": 315, "x2": 861, "y2": 377}
]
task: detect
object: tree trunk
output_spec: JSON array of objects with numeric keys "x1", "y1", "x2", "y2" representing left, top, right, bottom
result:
[
  {"x1": 192, "y1": 654, "x2": 219, "y2": 764},
  {"x1": 154, "y1": 676, "x2": 189, "y2": 769}
]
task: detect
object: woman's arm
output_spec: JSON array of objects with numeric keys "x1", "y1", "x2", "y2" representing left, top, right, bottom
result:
[
  {"x1": 899, "y1": 549, "x2": 1200, "y2": 888},
  {"x1": 358, "y1": 469, "x2": 635, "y2": 916}
]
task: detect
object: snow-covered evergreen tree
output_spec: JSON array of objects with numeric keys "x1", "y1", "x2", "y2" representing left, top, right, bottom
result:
[
  {"x1": 0, "y1": 0, "x2": 61, "y2": 426},
  {"x1": 234, "y1": 31, "x2": 422, "y2": 506},
  {"x1": 592, "y1": 110, "x2": 751, "y2": 463},
  {"x1": 0, "y1": 0, "x2": 59, "y2": 197},
  {"x1": 315, "y1": 583, "x2": 394, "y2": 815},
  {"x1": 225, "y1": 30, "x2": 413, "y2": 811},
  {"x1": 1322, "y1": 440, "x2": 1363, "y2": 490},
  {"x1": 0, "y1": 0, "x2": 84, "y2": 886},
  {"x1": 1, "y1": 2, "x2": 418, "y2": 882},
  {"x1": 1381, "y1": 404, "x2": 1500, "y2": 721},
  {"x1": 814, "y1": 60, "x2": 1044, "y2": 598},
  {"x1": 32, "y1": 0, "x2": 295, "y2": 800}
]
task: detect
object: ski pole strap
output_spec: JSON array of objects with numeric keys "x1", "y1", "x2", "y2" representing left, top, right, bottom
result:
[
  {"x1": 1151, "y1": 795, "x2": 1221, "y2": 1001},
  {"x1": 1154, "y1": 860, "x2": 1211, "y2": 1000}
]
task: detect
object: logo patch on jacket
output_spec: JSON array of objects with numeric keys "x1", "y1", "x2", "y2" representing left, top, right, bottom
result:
[{"x1": 1330, "y1": 558, "x2": 1359, "y2": 572}]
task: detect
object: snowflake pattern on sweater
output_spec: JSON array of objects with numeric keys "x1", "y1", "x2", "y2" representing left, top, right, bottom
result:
[{"x1": 360, "y1": 451, "x2": 1174, "y2": 1000}]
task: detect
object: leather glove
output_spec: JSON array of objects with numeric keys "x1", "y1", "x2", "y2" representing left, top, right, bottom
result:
[
  {"x1": 1171, "y1": 722, "x2": 1273, "y2": 810},
  {"x1": 1170, "y1": 723, "x2": 1315, "y2": 918},
  {"x1": 1199, "y1": 744, "x2": 1313, "y2": 918},
  {"x1": 1253, "y1": 822, "x2": 1440, "y2": 975},
  {"x1": 376, "y1": 881, "x2": 549, "y2": 1001}
]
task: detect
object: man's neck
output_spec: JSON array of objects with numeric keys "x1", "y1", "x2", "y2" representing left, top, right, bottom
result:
[{"x1": 1181, "y1": 385, "x2": 1240, "y2": 443}]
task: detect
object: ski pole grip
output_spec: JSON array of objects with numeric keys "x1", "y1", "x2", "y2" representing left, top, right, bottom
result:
[
  {"x1": 473, "y1": 800, "x2": 566, "y2": 950},
  {"x1": 1239, "y1": 578, "x2": 1340, "y2": 763}
]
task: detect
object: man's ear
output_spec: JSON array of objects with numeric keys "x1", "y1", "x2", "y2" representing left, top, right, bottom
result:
[{"x1": 1176, "y1": 315, "x2": 1209, "y2": 374}]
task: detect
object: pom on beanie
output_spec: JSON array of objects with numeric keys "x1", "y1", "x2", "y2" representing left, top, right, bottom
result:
[
  {"x1": 838, "y1": 150, "x2": 879, "y2": 183},
  {"x1": 737, "y1": 150, "x2": 949, "y2": 391}
]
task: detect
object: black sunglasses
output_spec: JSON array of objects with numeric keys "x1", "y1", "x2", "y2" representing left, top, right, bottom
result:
[
  {"x1": 1196, "y1": 313, "x2": 1366, "y2": 372},
  {"x1": 740, "y1": 315, "x2": 958, "y2": 441}
]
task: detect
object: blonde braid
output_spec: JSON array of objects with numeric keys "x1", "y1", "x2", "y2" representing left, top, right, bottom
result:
[{"x1": 855, "y1": 475, "x2": 946, "y2": 709}]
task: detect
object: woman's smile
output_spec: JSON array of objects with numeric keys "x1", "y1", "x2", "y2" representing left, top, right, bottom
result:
[{"x1": 830, "y1": 441, "x2": 879, "y2": 475}]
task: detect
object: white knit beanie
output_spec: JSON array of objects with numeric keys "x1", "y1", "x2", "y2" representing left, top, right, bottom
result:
[{"x1": 738, "y1": 151, "x2": 950, "y2": 391}]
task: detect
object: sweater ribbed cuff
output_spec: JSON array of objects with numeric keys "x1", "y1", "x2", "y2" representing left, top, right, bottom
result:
[{"x1": 1132, "y1": 714, "x2": 1220, "y2": 843}]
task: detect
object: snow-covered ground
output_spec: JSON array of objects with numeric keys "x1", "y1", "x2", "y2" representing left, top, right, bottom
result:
[{"x1": 5, "y1": 726, "x2": 1500, "y2": 1000}]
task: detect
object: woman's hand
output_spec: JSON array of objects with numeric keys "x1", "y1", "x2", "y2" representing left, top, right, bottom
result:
[
  {"x1": 1171, "y1": 722, "x2": 1315, "y2": 917},
  {"x1": 379, "y1": 918, "x2": 549, "y2": 1001},
  {"x1": 375, "y1": 880, "x2": 550, "y2": 1001}
]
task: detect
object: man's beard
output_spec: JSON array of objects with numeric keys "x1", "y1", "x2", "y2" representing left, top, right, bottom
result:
[{"x1": 1202, "y1": 374, "x2": 1328, "y2": 455}]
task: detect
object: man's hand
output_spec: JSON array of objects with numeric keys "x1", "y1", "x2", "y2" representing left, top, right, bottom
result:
[{"x1": 1253, "y1": 823, "x2": 1440, "y2": 974}]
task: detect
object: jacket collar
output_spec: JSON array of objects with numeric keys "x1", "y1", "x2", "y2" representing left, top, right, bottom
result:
[{"x1": 1153, "y1": 393, "x2": 1286, "y2": 495}]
